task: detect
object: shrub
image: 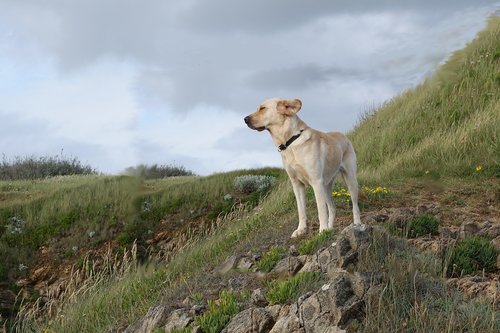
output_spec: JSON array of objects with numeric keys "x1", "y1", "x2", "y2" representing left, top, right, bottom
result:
[
  {"x1": 124, "y1": 163, "x2": 194, "y2": 179},
  {"x1": 234, "y1": 175, "x2": 276, "y2": 194},
  {"x1": 447, "y1": 237, "x2": 498, "y2": 277},
  {"x1": 298, "y1": 230, "x2": 334, "y2": 255},
  {"x1": 0, "y1": 155, "x2": 96, "y2": 180},
  {"x1": 256, "y1": 246, "x2": 286, "y2": 273},
  {"x1": 266, "y1": 272, "x2": 321, "y2": 305},
  {"x1": 195, "y1": 290, "x2": 241, "y2": 333},
  {"x1": 406, "y1": 214, "x2": 439, "y2": 238}
]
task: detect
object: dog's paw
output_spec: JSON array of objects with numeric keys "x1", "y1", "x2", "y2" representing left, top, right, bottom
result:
[{"x1": 291, "y1": 228, "x2": 307, "y2": 238}]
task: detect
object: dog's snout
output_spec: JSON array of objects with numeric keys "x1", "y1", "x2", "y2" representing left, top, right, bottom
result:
[{"x1": 244, "y1": 116, "x2": 251, "y2": 124}]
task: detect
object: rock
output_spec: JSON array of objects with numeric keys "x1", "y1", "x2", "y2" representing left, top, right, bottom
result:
[
  {"x1": 289, "y1": 245, "x2": 299, "y2": 257},
  {"x1": 388, "y1": 208, "x2": 413, "y2": 228},
  {"x1": 251, "y1": 288, "x2": 268, "y2": 307},
  {"x1": 447, "y1": 276, "x2": 500, "y2": 306},
  {"x1": 460, "y1": 221, "x2": 480, "y2": 238},
  {"x1": 363, "y1": 210, "x2": 389, "y2": 223},
  {"x1": 440, "y1": 226, "x2": 459, "y2": 239},
  {"x1": 271, "y1": 257, "x2": 303, "y2": 276},
  {"x1": 298, "y1": 255, "x2": 320, "y2": 273},
  {"x1": 269, "y1": 305, "x2": 302, "y2": 333},
  {"x1": 265, "y1": 304, "x2": 282, "y2": 321},
  {"x1": 222, "y1": 308, "x2": 274, "y2": 333},
  {"x1": 216, "y1": 255, "x2": 239, "y2": 275},
  {"x1": 0, "y1": 289, "x2": 16, "y2": 315},
  {"x1": 164, "y1": 309, "x2": 193, "y2": 333},
  {"x1": 484, "y1": 224, "x2": 500, "y2": 239},
  {"x1": 124, "y1": 304, "x2": 170, "y2": 333},
  {"x1": 236, "y1": 257, "x2": 254, "y2": 271},
  {"x1": 191, "y1": 303, "x2": 205, "y2": 316}
]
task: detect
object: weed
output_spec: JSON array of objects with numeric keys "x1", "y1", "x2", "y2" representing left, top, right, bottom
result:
[
  {"x1": 297, "y1": 230, "x2": 334, "y2": 255},
  {"x1": 234, "y1": 175, "x2": 276, "y2": 194},
  {"x1": 447, "y1": 236, "x2": 498, "y2": 277},
  {"x1": 266, "y1": 272, "x2": 321, "y2": 305},
  {"x1": 255, "y1": 246, "x2": 286, "y2": 273},
  {"x1": 406, "y1": 214, "x2": 439, "y2": 238},
  {"x1": 195, "y1": 290, "x2": 241, "y2": 333}
]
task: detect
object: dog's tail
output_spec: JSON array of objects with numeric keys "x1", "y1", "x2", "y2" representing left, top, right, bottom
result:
[{"x1": 358, "y1": 190, "x2": 368, "y2": 201}]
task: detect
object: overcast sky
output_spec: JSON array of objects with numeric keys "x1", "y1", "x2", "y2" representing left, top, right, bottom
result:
[{"x1": 1, "y1": 1, "x2": 498, "y2": 175}]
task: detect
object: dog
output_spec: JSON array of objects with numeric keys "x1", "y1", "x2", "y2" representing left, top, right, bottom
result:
[{"x1": 244, "y1": 98, "x2": 363, "y2": 238}]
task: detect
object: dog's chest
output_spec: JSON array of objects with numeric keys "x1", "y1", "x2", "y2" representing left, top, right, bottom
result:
[{"x1": 281, "y1": 151, "x2": 312, "y2": 184}]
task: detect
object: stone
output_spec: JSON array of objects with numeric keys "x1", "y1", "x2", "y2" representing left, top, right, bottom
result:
[
  {"x1": 460, "y1": 221, "x2": 480, "y2": 238},
  {"x1": 236, "y1": 257, "x2": 254, "y2": 271},
  {"x1": 124, "y1": 304, "x2": 170, "y2": 333},
  {"x1": 164, "y1": 309, "x2": 193, "y2": 333},
  {"x1": 299, "y1": 254, "x2": 321, "y2": 273},
  {"x1": 289, "y1": 245, "x2": 299, "y2": 257},
  {"x1": 269, "y1": 307, "x2": 302, "y2": 333},
  {"x1": 388, "y1": 208, "x2": 413, "y2": 228},
  {"x1": 265, "y1": 304, "x2": 282, "y2": 321},
  {"x1": 271, "y1": 256, "x2": 303, "y2": 276},
  {"x1": 251, "y1": 288, "x2": 268, "y2": 307},
  {"x1": 216, "y1": 255, "x2": 239, "y2": 274},
  {"x1": 221, "y1": 308, "x2": 274, "y2": 333}
]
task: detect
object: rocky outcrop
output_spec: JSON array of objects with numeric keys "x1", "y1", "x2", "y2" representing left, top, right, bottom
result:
[{"x1": 125, "y1": 224, "x2": 381, "y2": 333}]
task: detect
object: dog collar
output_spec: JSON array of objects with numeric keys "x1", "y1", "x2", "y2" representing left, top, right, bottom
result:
[{"x1": 278, "y1": 130, "x2": 304, "y2": 152}]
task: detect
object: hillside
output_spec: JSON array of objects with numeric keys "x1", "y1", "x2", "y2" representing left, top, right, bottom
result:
[{"x1": 0, "y1": 16, "x2": 499, "y2": 333}]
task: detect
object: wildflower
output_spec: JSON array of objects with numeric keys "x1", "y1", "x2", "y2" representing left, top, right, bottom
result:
[
  {"x1": 18, "y1": 264, "x2": 28, "y2": 271},
  {"x1": 223, "y1": 194, "x2": 233, "y2": 201},
  {"x1": 425, "y1": 170, "x2": 430, "y2": 175},
  {"x1": 88, "y1": 231, "x2": 95, "y2": 238},
  {"x1": 475, "y1": 165, "x2": 482, "y2": 172},
  {"x1": 72, "y1": 246, "x2": 78, "y2": 253}
]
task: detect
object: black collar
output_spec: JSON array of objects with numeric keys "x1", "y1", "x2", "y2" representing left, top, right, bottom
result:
[{"x1": 278, "y1": 130, "x2": 304, "y2": 152}]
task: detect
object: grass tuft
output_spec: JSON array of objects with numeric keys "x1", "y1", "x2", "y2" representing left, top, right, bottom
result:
[
  {"x1": 447, "y1": 236, "x2": 498, "y2": 277},
  {"x1": 297, "y1": 230, "x2": 334, "y2": 255},
  {"x1": 266, "y1": 272, "x2": 321, "y2": 305},
  {"x1": 406, "y1": 214, "x2": 439, "y2": 238},
  {"x1": 195, "y1": 290, "x2": 242, "y2": 333},
  {"x1": 255, "y1": 246, "x2": 286, "y2": 273}
]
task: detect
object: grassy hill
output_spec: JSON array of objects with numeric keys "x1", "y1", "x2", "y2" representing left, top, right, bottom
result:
[
  {"x1": 1, "y1": 16, "x2": 499, "y2": 333},
  {"x1": 349, "y1": 17, "x2": 499, "y2": 181}
]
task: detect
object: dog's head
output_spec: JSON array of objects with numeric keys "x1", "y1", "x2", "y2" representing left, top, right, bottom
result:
[{"x1": 244, "y1": 98, "x2": 302, "y2": 131}]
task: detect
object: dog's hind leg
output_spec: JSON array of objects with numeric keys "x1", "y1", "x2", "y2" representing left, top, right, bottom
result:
[
  {"x1": 340, "y1": 147, "x2": 362, "y2": 225},
  {"x1": 326, "y1": 179, "x2": 336, "y2": 229}
]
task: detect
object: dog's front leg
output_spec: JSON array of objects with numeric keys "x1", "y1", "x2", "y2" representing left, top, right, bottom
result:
[
  {"x1": 290, "y1": 179, "x2": 307, "y2": 238},
  {"x1": 311, "y1": 181, "x2": 332, "y2": 233}
]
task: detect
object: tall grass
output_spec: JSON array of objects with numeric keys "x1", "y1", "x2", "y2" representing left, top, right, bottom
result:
[
  {"x1": 349, "y1": 17, "x2": 500, "y2": 181},
  {"x1": 124, "y1": 163, "x2": 195, "y2": 179}
]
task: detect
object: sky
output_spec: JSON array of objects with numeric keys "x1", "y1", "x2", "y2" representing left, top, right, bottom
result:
[{"x1": 1, "y1": 1, "x2": 499, "y2": 175}]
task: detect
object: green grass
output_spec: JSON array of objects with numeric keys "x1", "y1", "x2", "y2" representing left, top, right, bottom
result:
[
  {"x1": 195, "y1": 291, "x2": 242, "y2": 333},
  {"x1": 297, "y1": 230, "x2": 334, "y2": 255},
  {"x1": 255, "y1": 246, "x2": 286, "y2": 272},
  {"x1": 266, "y1": 272, "x2": 322, "y2": 305},
  {"x1": 447, "y1": 236, "x2": 498, "y2": 277},
  {"x1": 406, "y1": 214, "x2": 439, "y2": 238},
  {"x1": 357, "y1": 227, "x2": 499, "y2": 333},
  {"x1": 349, "y1": 17, "x2": 500, "y2": 182}
]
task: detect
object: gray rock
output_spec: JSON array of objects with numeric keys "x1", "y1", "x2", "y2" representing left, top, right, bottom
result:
[
  {"x1": 251, "y1": 288, "x2": 269, "y2": 307},
  {"x1": 289, "y1": 245, "x2": 299, "y2": 257},
  {"x1": 237, "y1": 257, "x2": 254, "y2": 271},
  {"x1": 222, "y1": 308, "x2": 274, "y2": 333},
  {"x1": 269, "y1": 305, "x2": 302, "y2": 333},
  {"x1": 460, "y1": 221, "x2": 480, "y2": 238},
  {"x1": 271, "y1": 256, "x2": 304, "y2": 276},
  {"x1": 164, "y1": 309, "x2": 193, "y2": 333},
  {"x1": 217, "y1": 255, "x2": 239, "y2": 274},
  {"x1": 265, "y1": 304, "x2": 282, "y2": 321},
  {"x1": 124, "y1": 304, "x2": 170, "y2": 333},
  {"x1": 299, "y1": 254, "x2": 321, "y2": 273}
]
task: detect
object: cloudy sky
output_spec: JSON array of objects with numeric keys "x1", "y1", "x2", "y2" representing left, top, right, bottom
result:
[{"x1": 1, "y1": 1, "x2": 498, "y2": 175}]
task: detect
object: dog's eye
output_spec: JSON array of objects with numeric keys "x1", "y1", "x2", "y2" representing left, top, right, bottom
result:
[{"x1": 259, "y1": 106, "x2": 265, "y2": 111}]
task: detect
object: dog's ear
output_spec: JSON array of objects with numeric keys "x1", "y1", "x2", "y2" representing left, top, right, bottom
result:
[{"x1": 277, "y1": 99, "x2": 302, "y2": 116}]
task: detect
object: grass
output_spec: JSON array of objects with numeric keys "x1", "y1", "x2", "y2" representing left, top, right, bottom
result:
[
  {"x1": 266, "y1": 272, "x2": 322, "y2": 305},
  {"x1": 255, "y1": 246, "x2": 286, "y2": 273},
  {"x1": 406, "y1": 214, "x2": 439, "y2": 238},
  {"x1": 348, "y1": 17, "x2": 500, "y2": 182},
  {"x1": 447, "y1": 236, "x2": 498, "y2": 277},
  {"x1": 195, "y1": 291, "x2": 242, "y2": 333},
  {"x1": 357, "y1": 228, "x2": 499, "y2": 333},
  {"x1": 297, "y1": 230, "x2": 334, "y2": 255}
]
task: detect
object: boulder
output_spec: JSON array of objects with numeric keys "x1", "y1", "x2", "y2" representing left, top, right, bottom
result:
[
  {"x1": 222, "y1": 308, "x2": 274, "y2": 333},
  {"x1": 164, "y1": 309, "x2": 193, "y2": 333},
  {"x1": 271, "y1": 257, "x2": 304, "y2": 276},
  {"x1": 124, "y1": 304, "x2": 170, "y2": 333}
]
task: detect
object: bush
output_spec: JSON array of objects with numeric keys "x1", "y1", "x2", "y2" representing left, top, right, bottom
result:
[
  {"x1": 298, "y1": 230, "x2": 334, "y2": 255},
  {"x1": 447, "y1": 237, "x2": 498, "y2": 277},
  {"x1": 0, "y1": 155, "x2": 96, "y2": 180},
  {"x1": 124, "y1": 163, "x2": 194, "y2": 179},
  {"x1": 406, "y1": 214, "x2": 439, "y2": 238},
  {"x1": 256, "y1": 246, "x2": 286, "y2": 273},
  {"x1": 234, "y1": 175, "x2": 276, "y2": 194}
]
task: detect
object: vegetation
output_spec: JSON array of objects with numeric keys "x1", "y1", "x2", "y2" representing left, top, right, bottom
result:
[
  {"x1": 124, "y1": 163, "x2": 194, "y2": 179},
  {"x1": 349, "y1": 17, "x2": 500, "y2": 181},
  {"x1": 0, "y1": 155, "x2": 96, "y2": 180},
  {"x1": 266, "y1": 272, "x2": 322, "y2": 305},
  {"x1": 447, "y1": 236, "x2": 498, "y2": 277},
  {"x1": 358, "y1": 228, "x2": 499, "y2": 333},
  {"x1": 297, "y1": 230, "x2": 334, "y2": 255},
  {"x1": 406, "y1": 214, "x2": 439, "y2": 238},
  {"x1": 195, "y1": 291, "x2": 242, "y2": 333},
  {"x1": 255, "y1": 246, "x2": 286, "y2": 273}
]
